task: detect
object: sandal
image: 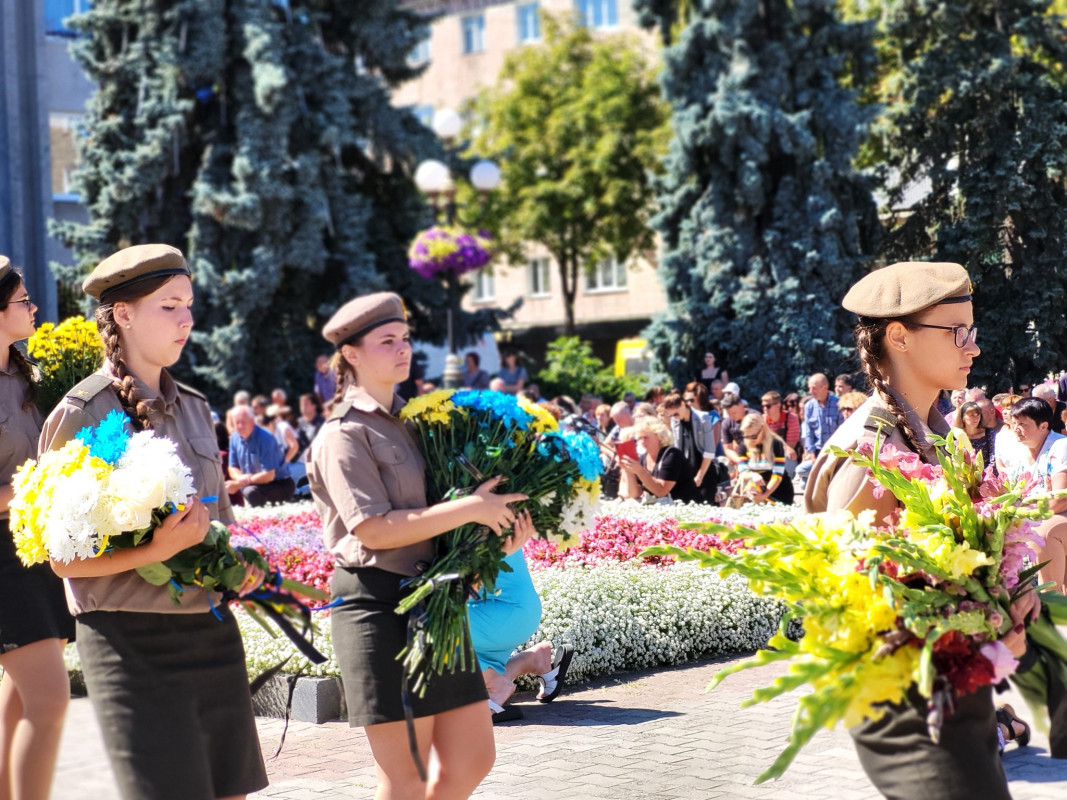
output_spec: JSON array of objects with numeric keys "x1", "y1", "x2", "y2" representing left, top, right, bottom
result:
[
  {"x1": 488, "y1": 699, "x2": 523, "y2": 724},
  {"x1": 996, "y1": 704, "x2": 1031, "y2": 748},
  {"x1": 536, "y1": 644, "x2": 574, "y2": 703}
]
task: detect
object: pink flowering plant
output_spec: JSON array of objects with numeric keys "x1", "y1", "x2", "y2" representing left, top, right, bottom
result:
[{"x1": 644, "y1": 429, "x2": 1067, "y2": 782}]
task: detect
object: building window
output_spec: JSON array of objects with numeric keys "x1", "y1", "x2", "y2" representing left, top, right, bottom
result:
[
  {"x1": 50, "y1": 113, "x2": 84, "y2": 197},
  {"x1": 575, "y1": 0, "x2": 618, "y2": 29},
  {"x1": 528, "y1": 258, "x2": 550, "y2": 297},
  {"x1": 585, "y1": 258, "x2": 627, "y2": 292},
  {"x1": 516, "y1": 3, "x2": 540, "y2": 43},
  {"x1": 409, "y1": 34, "x2": 431, "y2": 66},
  {"x1": 473, "y1": 267, "x2": 494, "y2": 301},
  {"x1": 461, "y1": 14, "x2": 486, "y2": 54},
  {"x1": 45, "y1": 0, "x2": 92, "y2": 37}
]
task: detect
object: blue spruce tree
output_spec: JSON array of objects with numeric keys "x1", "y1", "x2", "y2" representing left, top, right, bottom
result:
[
  {"x1": 636, "y1": 0, "x2": 881, "y2": 394},
  {"x1": 52, "y1": 0, "x2": 451, "y2": 398},
  {"x1": 876, "y1": 0, "x2": 1067, "y2": 388}
]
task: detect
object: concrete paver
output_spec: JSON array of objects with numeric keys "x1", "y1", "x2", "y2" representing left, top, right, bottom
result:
[{"x1": 51, "y1": 653, "x2": 1067, "y2": 799}]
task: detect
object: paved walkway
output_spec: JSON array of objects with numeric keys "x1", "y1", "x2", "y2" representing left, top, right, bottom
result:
[{"x1": 53, "y1": 654, "x2": 1067, "y2": 799}]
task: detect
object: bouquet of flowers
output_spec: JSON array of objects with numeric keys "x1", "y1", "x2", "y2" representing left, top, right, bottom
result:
[
  {"x1": 397, "y1": 389, "x2": 603, "y2": 692},
  {"x1": 644, "y1": 430, "x2": 1067, "y2": 782},
  {"x1": 10, "y1": 410, "x2": 329, "y2": 662},
  {"x1": 407, "y1": 225, "x2": 493, "y2": 280},
  {"x1": 26, "y1": 316, "x2": 103, "y2": 415}
]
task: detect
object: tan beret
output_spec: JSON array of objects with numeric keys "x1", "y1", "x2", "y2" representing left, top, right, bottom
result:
[
  {"x1": 0, "y1": 255, "x2": 11, "y2": 284},
  {"x1": 842, "y1": 261, "x2": 972, "y2": 317},
  {"x1": 83, "y1": 244, "x2": 191, "y2": 301},
  {"x1": 323, "y1": 292, "x2": 407, "y2": 347}
]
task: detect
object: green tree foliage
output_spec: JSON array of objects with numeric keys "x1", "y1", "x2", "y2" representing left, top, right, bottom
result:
[
  {"x1": 635, "y1": 0, "x2": 881, "y2": 395},
  {"x1": 873, "y1": 0, "x2": 1067, "y2": 388},
  {"x1": 467, "y1": 14, "x2": 668, "y2": 336},
  {"x1": 51, "y1": 0, "x2": 458, "y2": 400},
  {"x1": 535, "y1": 336, "x2": 646, "y2": 403}
]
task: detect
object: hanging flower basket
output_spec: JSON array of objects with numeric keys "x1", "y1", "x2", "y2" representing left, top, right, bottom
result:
[{"x1": 408, "y1": 225, "x2": 493, "y2": 280}]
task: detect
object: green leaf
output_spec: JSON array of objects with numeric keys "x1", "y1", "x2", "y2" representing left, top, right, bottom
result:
[{"x1": 136, "y1": 561, "x2": 173, "y2": 586}]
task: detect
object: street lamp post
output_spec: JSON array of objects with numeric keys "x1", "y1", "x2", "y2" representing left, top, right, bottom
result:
[{"x1": 413, "y1": 108, "x2": 501, "y2": 389}]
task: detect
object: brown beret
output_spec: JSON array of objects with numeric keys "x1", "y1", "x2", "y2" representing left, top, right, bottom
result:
[
  {"x1": 323, "y1": 292, "x2": 407, "y2": 347},
  {"x1": 0, "y1": 255, "x2": 11, "y2": 284},
  {"x1": 842, "y1": 262, "x2": 972, "y2": 317},
  {"x1": 83, "y1": 244, "x2": 191, "y2": 301}
]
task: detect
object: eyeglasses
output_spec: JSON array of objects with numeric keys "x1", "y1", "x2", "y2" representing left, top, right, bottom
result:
[
  {"x1": 7, "y1": 297, "x2": 32, "y2": 309},
  {"x1": 761, "y1": 402, "x2": 779, "y2": 409},
  {"x1": 683, "y1": 396, "x2": 695, "y2": 404},
  {"x1": 912, "y1": 323, "x2": 978, "y2": 348},
  {"x1": 784, "y1": 400, "x2": 798, "y2": 408},
  {"x1": 743, "y1": 433, "x2": 760, "y2": 440}
]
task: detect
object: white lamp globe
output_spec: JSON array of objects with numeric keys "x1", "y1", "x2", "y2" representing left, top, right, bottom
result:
[
  {"x1": 469, "y1": 160, "x2": 502, "y2": 192},
  {"x1": 432, "y1": 108, "x2": 463, "y2": 140},
  {"x1": 414, "y1": 159, "x2": 452, "y2": 194}
]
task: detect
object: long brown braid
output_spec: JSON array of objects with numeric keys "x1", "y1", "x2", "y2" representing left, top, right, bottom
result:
[
  {"x1": 0, "y1": 271, "x2": 37, "y2": 410},
  {"x1": 854, "y1": 316, "x2": 925, "y2": 453},
  {"x1": 329, "y1": 349, "x2": 356, "y2": 407},
  {"x1": 93, "y1": 275, "x2": 173, "y2": 431}
]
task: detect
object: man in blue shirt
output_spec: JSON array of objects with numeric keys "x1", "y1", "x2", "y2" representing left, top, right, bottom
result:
[
  {"x1": 796, "y1": 373, "x2": 843, "y2": 487},
  {"x1": 226, "y1": 406, "x2": 294, "y2": 506}
]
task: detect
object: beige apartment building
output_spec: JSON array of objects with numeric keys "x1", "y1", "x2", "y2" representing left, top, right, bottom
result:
[{"x1": 395, "y1": 0, "x2": 667, "y2": 366}]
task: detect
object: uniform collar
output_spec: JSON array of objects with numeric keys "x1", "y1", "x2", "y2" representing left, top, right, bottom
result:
[
  {"x1": 344, "y1": 384, "x2": 404, "y2": 416},
  {"x1": 881, "y1": 385, "x2": 950, "y2": 459},
  {"x1": 103, "y1": 362, "x2": 181, "y2": 418}
]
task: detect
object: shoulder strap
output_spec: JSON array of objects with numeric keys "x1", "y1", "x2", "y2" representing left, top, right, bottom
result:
[
  {"x1": 863, "y1": 406, "x2": 898, "y2": 436},
  {"x1": 329, "y1": 398, "x2": 354, "y2": 421},
  {"x1": 65, "y1": 373, "x2": 115, "y2": 407},
  {"x1": 174, "y1": 380, "x2": 207, "y2": 402}
]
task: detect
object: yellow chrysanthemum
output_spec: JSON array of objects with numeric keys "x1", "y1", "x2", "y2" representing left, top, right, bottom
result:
[
  {"x1": 517, "y1": 396, "x2": 558, "y2": 433},
  {"x1": 399, "y1": 389, "x2": 457, "y2": 425}
]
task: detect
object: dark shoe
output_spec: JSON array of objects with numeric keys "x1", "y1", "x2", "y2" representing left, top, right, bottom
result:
[
  {"x1": 536, "y1": 644, "x2": 574, "y2": 703},
  {"x1": 997, "y1": 704, "x2": 1031, "y2": 748},
  {"x1": 488, "y1": 700, "x2": 523, "y2": 724}
]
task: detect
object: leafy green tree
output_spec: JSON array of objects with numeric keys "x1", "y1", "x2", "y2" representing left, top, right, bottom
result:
[
  {"x1": 535, "y1": 336, "x2": 646, "y2": 402},
  {"x1": 874, "y1": 0, "x2": 1067, "y2": 388},
  {"x1": 635, "y1": 0, "x2": 881, "y2": 395},
  {"x1": 51, "y1": 0, "x2": 459, "y2": 400},
  {"x1": 467, "y1": 14, "x2": 668, "y2": 336}
]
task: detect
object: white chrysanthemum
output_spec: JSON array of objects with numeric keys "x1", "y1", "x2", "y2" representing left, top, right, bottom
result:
[
  {"x1": 118, "y1": 431, "x2": 196, "y2": 505},
  {"x1": 44, "y1": 471, "x2": 105, "y2": 562}
]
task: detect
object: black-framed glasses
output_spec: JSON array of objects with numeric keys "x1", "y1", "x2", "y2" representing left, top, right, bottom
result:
[
  {"x1": 761, "y1": 402, "x2": 779, "y2": 409},
  {"x1": 7, "y1": 297, "x2": 32, "y2": 309},
  {"x1": 912, "y1": 323, "x2": 977, "y2": 348}
]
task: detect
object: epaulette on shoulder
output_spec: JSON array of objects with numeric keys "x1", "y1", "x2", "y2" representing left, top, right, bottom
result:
[
  {"x1": 863, "y1": 406, "x2": 899, "y2": 436},
  {"x1": 174, "y1": 380, "x2": 207, "y2": 402},
  {"x1": 65, "y1": 373, "x2": 114, "y2": 408},
  {"x1": 329, "y1": 399, "x2": 354, "y2": 421}
]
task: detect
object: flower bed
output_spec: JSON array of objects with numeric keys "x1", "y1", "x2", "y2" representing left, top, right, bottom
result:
[{"x1": 230, "y1": 499, "x2": 802, "y2": 683}]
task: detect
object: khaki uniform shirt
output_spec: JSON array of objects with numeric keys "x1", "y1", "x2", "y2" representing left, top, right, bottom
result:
[
  {"x1": 0, "y1": 364, "x2": 42, "y2": 521},
  {"x1": 39, "y1": 366, "x2": 233, "y2": 615},
  {"x1": 805, "y1": 389, "x2": 950, "y2": 517},
  {"x1": 308, "y1": 384, "x2": 433, "y2": 576}
]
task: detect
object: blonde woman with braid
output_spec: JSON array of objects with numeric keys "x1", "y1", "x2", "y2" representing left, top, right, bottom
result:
[
  {"x1": 805, "y1": 262, "x2": 1038, "y2": 800},
  {"x1": 0, "y1": 257, "x2": 74, "y2": 800},
  {"x1": 39, "y1": 245, "x2": 267, "y2": 800}
]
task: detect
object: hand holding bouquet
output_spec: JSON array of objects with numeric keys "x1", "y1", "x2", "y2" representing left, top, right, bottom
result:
[
  {"x1": 397, "y1": 389, "x2": 603, "y2": 692},
  {"x1": 645, "y1": 429, "x2": 1067, "y2": 782},
  {"x1": 11, "y1": 410, "x2": 328, "y2": 661}
]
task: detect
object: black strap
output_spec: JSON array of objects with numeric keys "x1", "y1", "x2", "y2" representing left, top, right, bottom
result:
[{"x1": 402, "y1": 608, "x2": 429, "y2": 783}]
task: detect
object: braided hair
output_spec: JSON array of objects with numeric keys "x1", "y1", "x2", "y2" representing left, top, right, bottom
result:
[
  {"x1": 854, "y1": 316, "x2": 925, "y2": 452},
  {"x1": 0, "y1": 269, "x2": 37, "y2": 410},
  {"x1": 94, "y1": 275, "x2": 173, "y2": 431},
  {"x1": 329, "y1": 348, "x2": 356, "y2": 407}
]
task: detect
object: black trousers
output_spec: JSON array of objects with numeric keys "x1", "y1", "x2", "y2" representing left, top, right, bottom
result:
[{"x1": 241, "y1": 477, "x2": 295, "y2": 506}]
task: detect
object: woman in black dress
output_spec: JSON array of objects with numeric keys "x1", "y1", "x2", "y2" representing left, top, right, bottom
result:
[{"x1": 0, "y1": 257, "x2": 75, "y2": 800}]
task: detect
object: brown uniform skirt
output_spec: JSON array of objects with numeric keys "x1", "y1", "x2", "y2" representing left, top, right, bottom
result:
[
  {"x1": 331, "y1": 566, "x2": 488, "y2": 727},
  {"x1": 76, "y1": 609, "x2": 268, "y2": 800}
]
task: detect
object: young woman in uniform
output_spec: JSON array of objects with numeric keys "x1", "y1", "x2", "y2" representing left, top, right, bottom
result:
[
  {"x1": 308, "y1": 292, "x2": 534, "y2": 800},
  {"x1": 0, "y1": 257, "x2": 75, "y2": 800},
  {"x1": 40, "y1": 244, "x2": 267, "y2": 800},
  {"x1": 805, "y1": 261, "x2": 1037, "y2": 800}
]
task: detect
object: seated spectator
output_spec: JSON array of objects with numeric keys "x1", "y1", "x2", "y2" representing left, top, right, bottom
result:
[
  {"x1": 488, "y1": 377, "x2": 506, "y2": 392},
  {"x1": 594, "y1": 403, "x2": 612, "y2": 436},
  {"x1": 251, "y1": 394, "x2": 269, "y2": 425},
  {"x1": 994, "y1": 394, "x2": 1024, "y2": 475},
  {"x1": 618, "y1": 417, "x2": 701, "y2": 504},
  {"x1": 265, "y1": 404, "x2": 300, "y2": 463},
  {"x1": 662, "y1": 392, "x2": 718, "y2": 504},
  {"x1": 526, "y1": 383, "x2": 543, "y2": 403},
  {"x1": 834, "y1": 373, "x2": 856, "y2": 397},
  {"x1": 314, "y1": 354, "x2": 337, "y2": 405},
  {"x1": 709, "y1": 380, "x2": 725, "y2": 401},
  {"x1": 736, "y1": 413, "x2": 794, "y2": 505},
  {"x1": 952, "y1": 400, "x2": 994, "y2": 468},
  {"x1": 496, "y1": 350, "x2": 528, "y2": 395},
  {"x1": 684, "y1": 381, "x2": 714, "y2": 412},
  {"x1": 644, "y1": 386, "x2": 665, "y2": 406},
  {"x1": 599, "y1": 402, "x2": 633, "y2": 500},
  {"x1": 999, "y1": 397, "x2": 1067, "y2": 593},
  {"x1": 720, "y1": 393, "x2": 747, "y2": 464},
  {"x1": 296, "y1": 393, "x2": 325, "y2": 456},
  {"x1": 1032, "y1": 384, "x2": 1067, "y2": 434},
  {"x1": 225, "y1": 389, "x2": 251, "y2": 434},
  {"x1": 226, "y1": 406, "x2": 295, "y2": 506},
  {"x1": 943, "y1": 388, "x2": 967, "y2": 427},
  {"x1": 462, "y1": 352, "x2": 491, "y2": 389},
  {"x1": 837, "y1": 391, "x2": 869, "y2": 421},
  {"x1": 271, "y1": 387, "x2": 287, "y2": 407},
  {"x1": 762, "y1": 390, "x2": 800, "y2": 476},
  {"x1": 623, "y1": 391, "x2": 637, "y2": 410}
]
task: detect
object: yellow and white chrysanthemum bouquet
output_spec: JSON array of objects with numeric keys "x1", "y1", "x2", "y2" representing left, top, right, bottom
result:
[
  {"x1": 26, "y1": 316, "x2": 103, "y2": 415},
  {"x1": 645, "y1": 429, "x2": 1067, "y2": 782}
]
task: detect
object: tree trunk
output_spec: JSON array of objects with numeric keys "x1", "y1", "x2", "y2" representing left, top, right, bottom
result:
[{"x1": 557, "y1": 252, "x2": 577, "y2": 337}]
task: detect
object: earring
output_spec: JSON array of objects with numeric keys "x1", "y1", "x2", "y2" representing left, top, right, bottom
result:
[{"x1": 125, "y1": 324, "x2": 131, "y2": 330}]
